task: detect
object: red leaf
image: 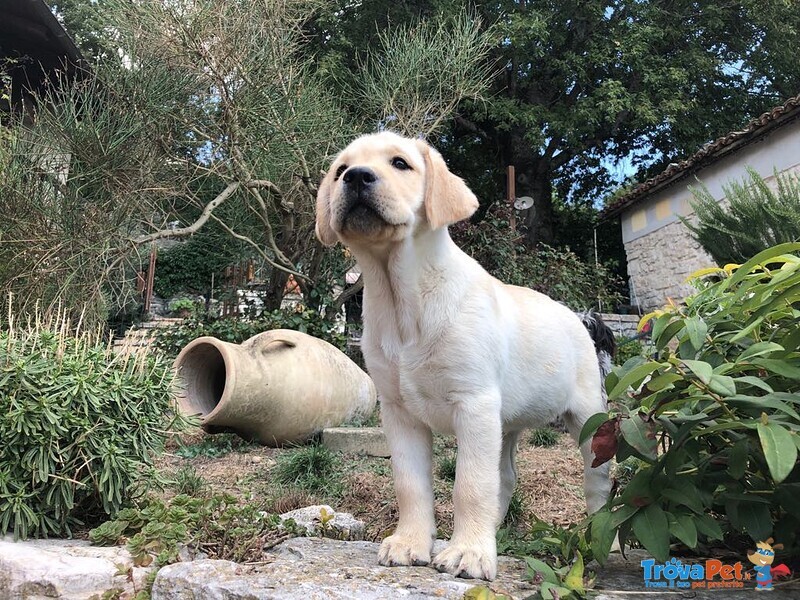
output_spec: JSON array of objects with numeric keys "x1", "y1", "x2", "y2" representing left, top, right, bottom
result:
[{"x1": 591, "y1": 417, "x2": 620, "y2": 468}]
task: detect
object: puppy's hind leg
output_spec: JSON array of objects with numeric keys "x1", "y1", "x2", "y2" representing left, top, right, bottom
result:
[
  {"x1": 564, "y1": 403, "x2": 612, "y2": 515},
  {"x1": 496, "y1": 430, "x2": 520, "y2": 528}
]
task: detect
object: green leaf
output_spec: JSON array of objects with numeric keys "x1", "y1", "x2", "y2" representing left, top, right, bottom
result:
[
  {"x1": 695, "y1": 514, "x2": 723, "y2": 541},
  {"x1": 685, "y1": 317, "x2": 708, "y2": 350},
  {"x1": 590, "y1": 510, "x2": 615, "y2": 566},
  {"x1": 619, "y1": 414, "x2": 657, "y2": 461},
  {"x1": 757, "y1": 421, "x2": 798, "y2": 483},
  {"x1": 525, "y1": 557, "x2": 558, "y2": 585},
  {"x1": 739, "y1": 342, "x2": 785, "y2": 362},
  {"x1": 729, "y1": 499, "x2": 772, "y2": 542},
  {"x1": 682, "y1": 359, "x2": 713, "y2": 384},
  {"x1": 733, "y1": 376, "x2": 773, "y2": 394},
  {"x1": 708, "y1": 374, "x2": 736, "y2": 397},
  {"x1": 727, "y1": 438, "x2": 749, "y2": 480},
  {"x1": 727, "y1": 242, "x2": 800, "y2": 287},
  {"x1": 668, "y1": 512, "x2": 698, "y2": 548},
  {"x1": 632, "y1": 504, "x2": 670, "y2": 562},
  {"x1": 646, "y1": 372, "x2": 683, "y2": 392},
  {"x1": 752, "y1": 358, "x2": 800, "y2": 379},
  {"x1": 660, "y1": 485, "x2": 704, "y2": 514},
  {"x1": 654, "y1": 321, "x2": 685, "y2": 351},
  {"x1": 607, "y1": 362, "x2": 662, "y2": 399},
  {"x1": 539, "y1": 581, "x2": 574, "y2": 600}
]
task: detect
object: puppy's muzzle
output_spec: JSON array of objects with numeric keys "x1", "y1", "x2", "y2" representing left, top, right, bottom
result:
[{"x1": 340, "y1": 166, "x2": 387, "y2": 230}]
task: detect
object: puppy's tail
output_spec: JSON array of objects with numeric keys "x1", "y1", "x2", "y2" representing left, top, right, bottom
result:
[{"x1": 577, "y1": 311, "x2": 615, "y2": 400}]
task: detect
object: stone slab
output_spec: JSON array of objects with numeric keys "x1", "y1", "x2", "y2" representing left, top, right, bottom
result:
[
  {"x1": 0, "y1": 536, "x2": 154, "y2": 600},
  {"x1": 322, "y1": 426, "x2": 391, "y2": 458},
  {"x1": 151, "y1": 539, "x2": 800, "y2": 600},
  {"x1": 151, "y1": 537, "x2": 533, "y2": 600}
]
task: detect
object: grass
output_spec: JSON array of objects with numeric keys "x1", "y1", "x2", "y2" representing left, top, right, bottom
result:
[
  {"x1": 529, "y1": 427, "x2": 560, "y2": 447},
  {"x1": 274, "y1": 443, "x2": 343, "y2": 495},
  {"x1": 503, "y1": 489, "x2": 525, "y2": 526},
  {"x1": 437, "y1": 453, "x2": 457, "y2": 481},
  {"x1": 171, "y1": 466, "x2": 208, "y2": 496}
]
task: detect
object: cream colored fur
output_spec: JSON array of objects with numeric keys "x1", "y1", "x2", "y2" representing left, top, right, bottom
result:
[{"x1": 316, "y1": 131, "x2": 611, "y2": 580}]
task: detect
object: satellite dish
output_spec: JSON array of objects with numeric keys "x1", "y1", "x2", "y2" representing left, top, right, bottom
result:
[{"x1": 514, "y1": 196, "x2": 534, "y2": 210}]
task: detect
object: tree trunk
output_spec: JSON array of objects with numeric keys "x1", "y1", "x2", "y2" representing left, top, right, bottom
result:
[
  {"x1": 502, "y1": 130, "x2": 555, "y2": 247},
  {"x1": 264, "y1": 267, "x2": 289, "y2": 312},
  {"x1": 520, "y1": 169, "x2": 555, "y2": 248}
]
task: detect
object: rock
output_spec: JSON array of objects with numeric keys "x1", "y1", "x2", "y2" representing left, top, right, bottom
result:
[
  {"x1": 278, "y1": 505, "x2": 365, "y2": 541},
  {"x1": 322, "y1": 426, "x2": 391, "y2": 458},
  {"x1": 151, "y1": 537, "x2": 532, "y2": 600},
  {"x1": 0, "y1": 536, "x2": 154, "y2": 600}
]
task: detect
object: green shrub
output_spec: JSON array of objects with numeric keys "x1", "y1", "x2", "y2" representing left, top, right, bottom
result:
[
  {"x1": 683, "y1": 167, "x2": 800, "y2": 266},
  {"x1": 450, "y1": 204, "x2": 622, "y2": 311},
  {"x1": 90, "y1": 493, "x2": 282, "y2": 566},
  {"x1": 151, "y1": 307, "x2": 346, "y2": 359},
  {"x1": 176, "y1": 433, "x2": 256, "y2": 459},
  {"x1": 583, "y1": 243, "x2": 800, "y2": 564},
  {"x1": 152, "y1": 227, "x2": 242, "y2": 300},
  {"x1": 613, "y1": 336, "x2": 646, "y2": 366},
  {"x1": 0, "y1": 316, "x2": 187, "y2": 538}
]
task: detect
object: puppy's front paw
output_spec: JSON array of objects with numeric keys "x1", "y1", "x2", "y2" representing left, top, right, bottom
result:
[
  {"x1": 433, "y1": 542, "x2": 497, "y2": 580},
  {"x1": 378, "y1": 533, "x2": 432, "y2": 567}
]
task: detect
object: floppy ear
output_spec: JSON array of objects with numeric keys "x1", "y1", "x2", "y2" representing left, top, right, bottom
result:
[
  {"x1": 415, "y1": 139, "x2": 479, "y2": 229},
  {"x1": 315, "y1": 168, "x2": 338, "y2": 246}
]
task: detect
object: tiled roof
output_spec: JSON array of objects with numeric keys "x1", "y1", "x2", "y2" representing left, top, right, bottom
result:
[{"x1": 601, "y1": 93, "x2": 800, "y2": 219}]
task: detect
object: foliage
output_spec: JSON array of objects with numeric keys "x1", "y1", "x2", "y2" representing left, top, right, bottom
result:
[
  {"x1": 613, "y1": 336, "x2": 647, "y2": 366},
  {"x1": 153, "y1": 230, "x2": 242, "y2": 300},
  {"x1": 0, "y1": 313, "x2": 187, "y2": 538},
  {"x1": 497, "y1": 517, "x2": 595, "y2": 598},
  {"x1": 151, "y1": 307, "x2": 346, "y2": 359},
  {"x1": 315, "y1": 0, "x2": 800, "y2": 246},
  {"x1": 683, "y1": 167, "x2": 800, "y2": 266},
  {"x1": 2, "y1": 0, "x2": 494, "y2": 328},
  {"x1": 273, "y1": 444, "x2": 343, "y2": 496},
  {"x1": 167, "y1": 298, "x2": 198, "y2": 315},
  {"x1": 175, "y1": 433, "x2": 257, "y2": 459},
  {"x1": 450, "y1": 204, "x2": 622, "y2": 311},
  {"x1": 437, "y1": 453, "x2": 458, "y2": 481},
  {"x1": 90, "y1": 493, "x2": 284, "y2": 567},
  {"x1": 529, "y1": 428, "x2": 560, "y2": 448},
  {"x1": 583, "y1": 243, "x2": 800, "y2": 565},
  {"x1": 171, "y1": 467, "x2": 208, "y2": 497}
]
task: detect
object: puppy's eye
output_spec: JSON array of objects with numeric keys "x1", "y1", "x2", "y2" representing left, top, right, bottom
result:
[
  {"x1": 391, "y1": 157, "x2": 411, "y2": 171},
  {"x1": 334, "y1": 164, "x2": 348, "y2": 180}
]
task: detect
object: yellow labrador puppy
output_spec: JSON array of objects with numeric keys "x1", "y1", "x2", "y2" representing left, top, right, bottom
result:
[{"x1": 316, "y1": 131, "x2": 612, "y2": 580}]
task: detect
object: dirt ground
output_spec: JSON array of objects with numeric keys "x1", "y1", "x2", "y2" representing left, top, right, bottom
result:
[{"x1": 157, "y1": 428, "x2": 588, "y2": 545}]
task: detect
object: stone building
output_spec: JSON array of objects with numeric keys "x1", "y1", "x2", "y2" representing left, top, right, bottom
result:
[{"x1": 603, "y1": 94, "x2": 800, "y2": 311}]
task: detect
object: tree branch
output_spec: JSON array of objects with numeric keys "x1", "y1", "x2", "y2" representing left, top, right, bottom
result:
[
  {"x1": 132, "y1": 182, "x2": 240, "y2": 244},
  {"x1": 330, "y1": 274, "x2": 363, "y2": 316},
  {"x1": 131, "y1": 179, "x2": 283, "y2": 245}
]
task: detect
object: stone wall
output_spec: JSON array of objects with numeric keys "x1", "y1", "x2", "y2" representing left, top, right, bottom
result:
[
  {"x1": 599, "y1": 313, "x2": 641, "y2": 339},
  {"x1": 624, "y1": 219, "x2": 714, "y2": 311}
]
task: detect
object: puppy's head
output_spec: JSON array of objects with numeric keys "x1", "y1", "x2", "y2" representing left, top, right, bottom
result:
[{"x1": 316, "y1": 131, "x2": 478, "y2": 247}]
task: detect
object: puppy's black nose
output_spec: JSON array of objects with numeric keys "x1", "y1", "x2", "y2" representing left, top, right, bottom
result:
[{"x1": 343, "y1": 167, "x2": 377, "y2": 187}]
